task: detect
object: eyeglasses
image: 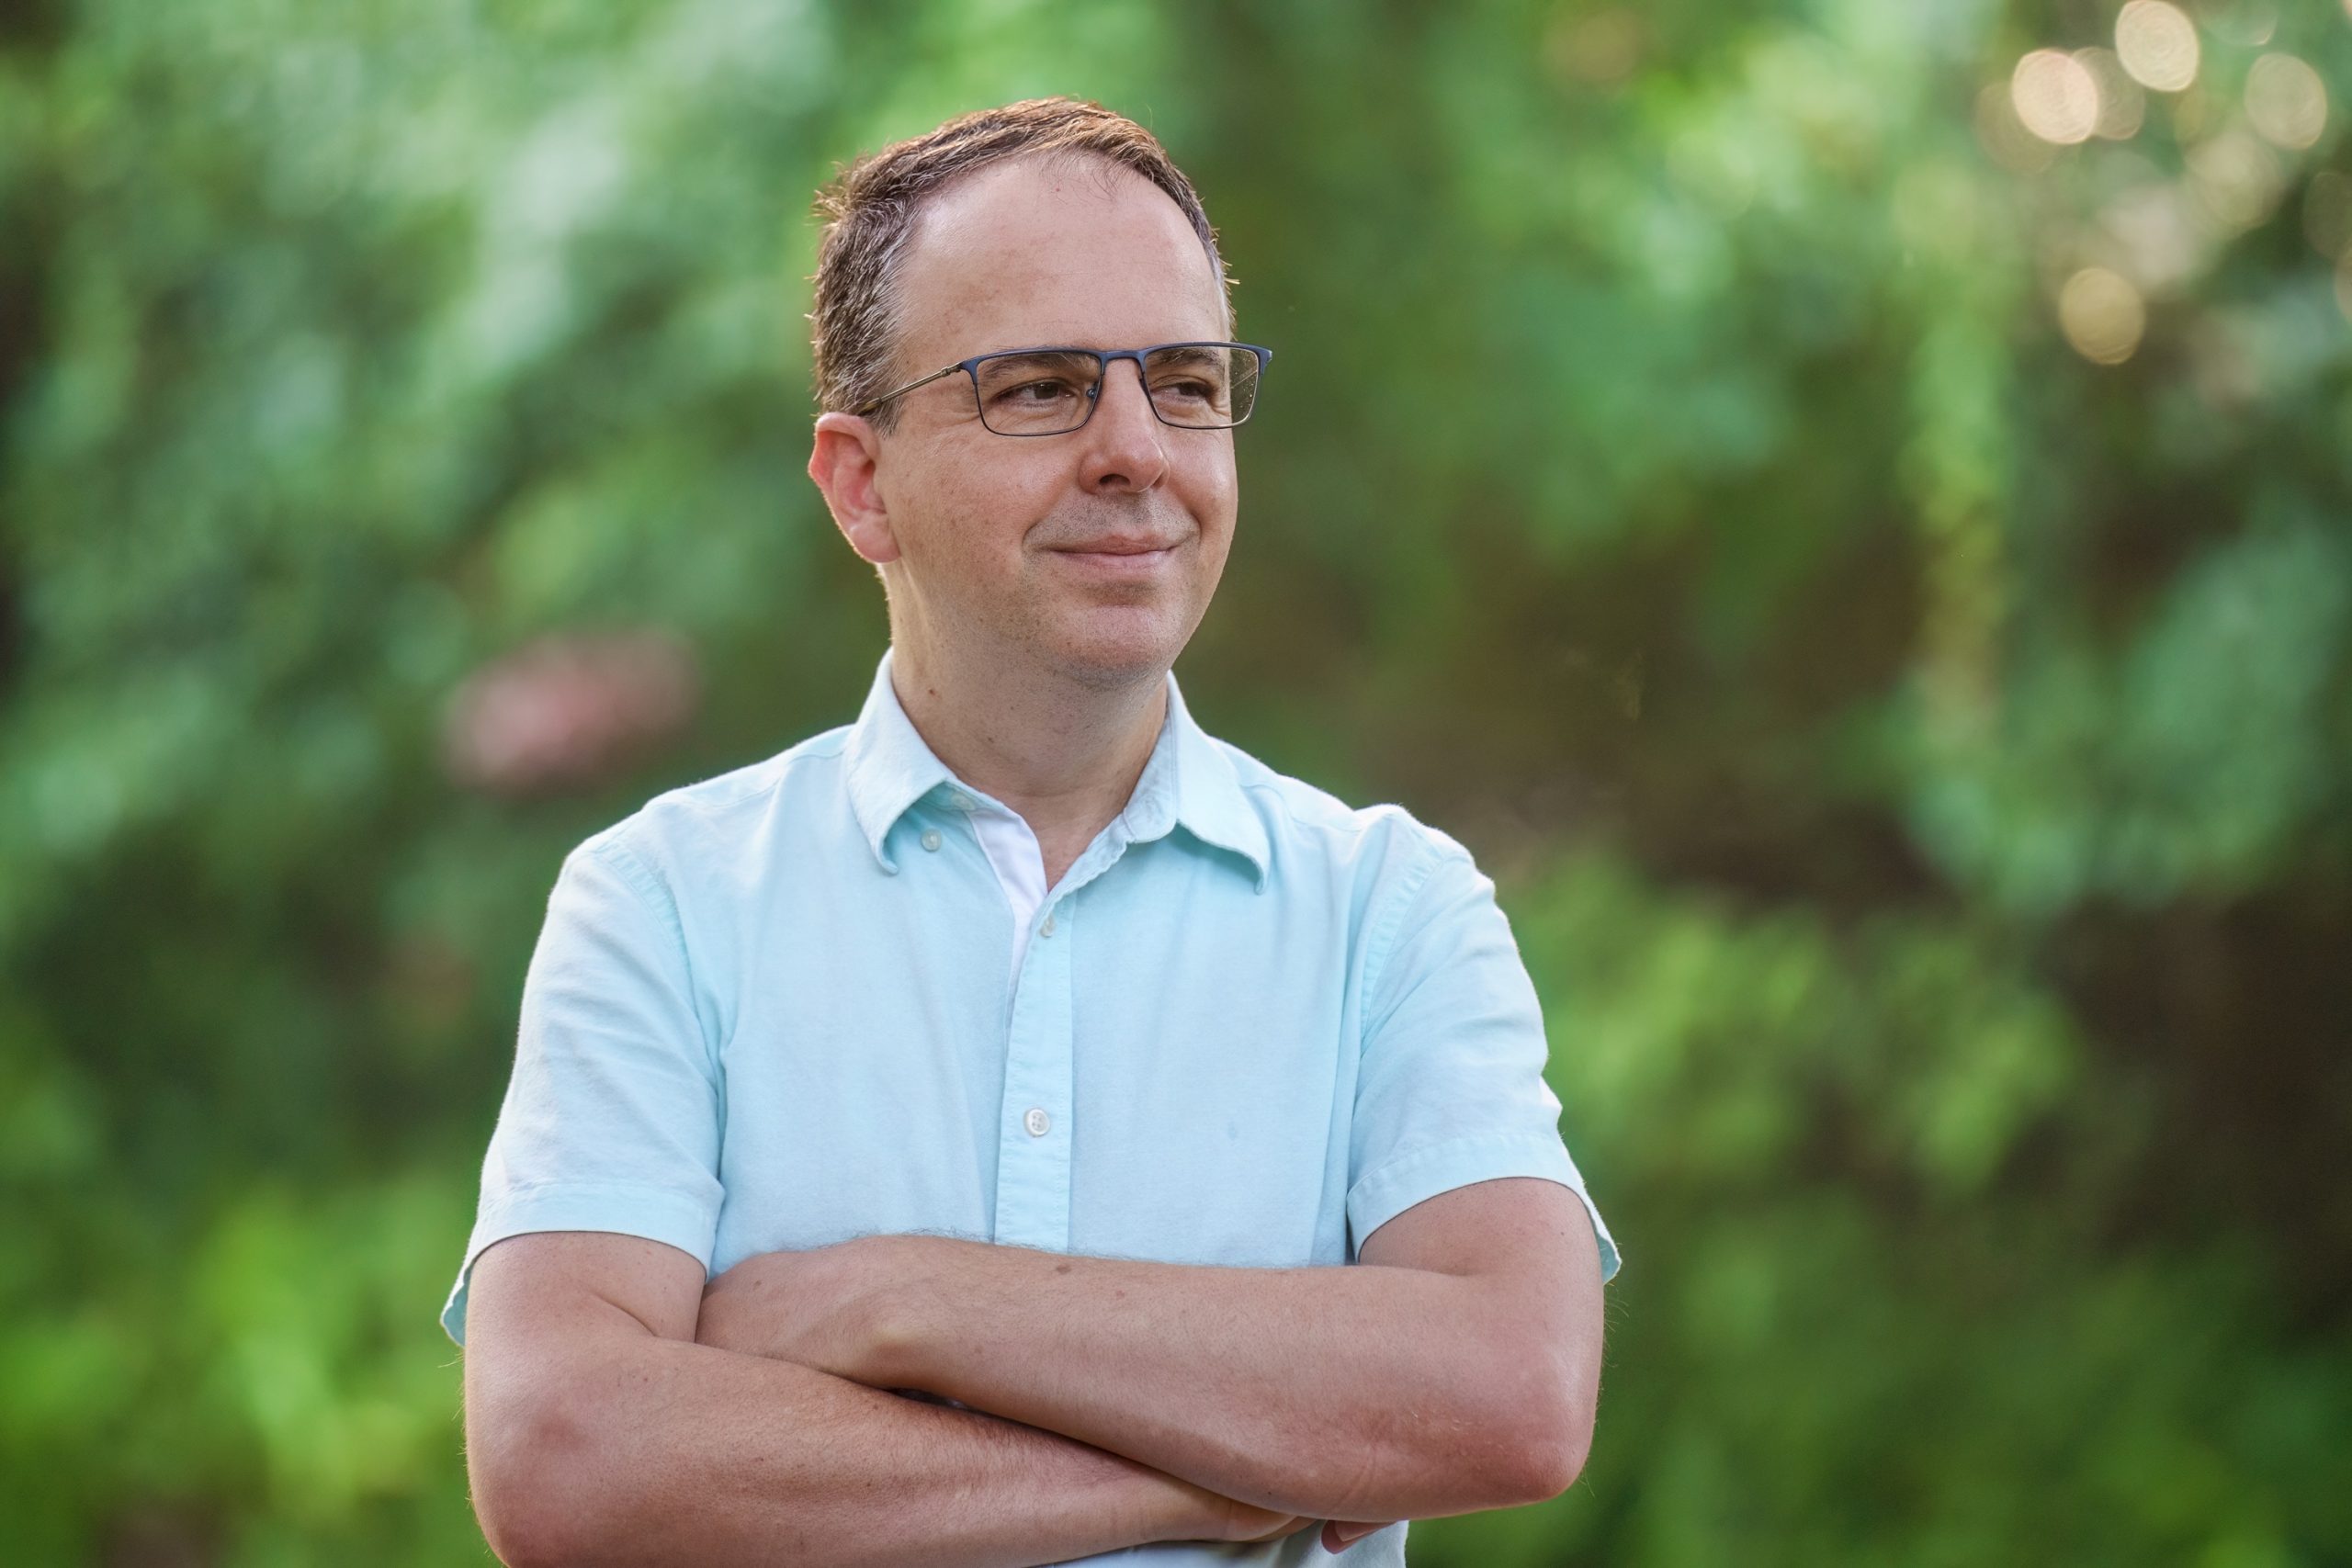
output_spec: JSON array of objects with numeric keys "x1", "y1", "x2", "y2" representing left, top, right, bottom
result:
[{"x1": 851, "y1": 342, "x2": 1272, "y2": 436}]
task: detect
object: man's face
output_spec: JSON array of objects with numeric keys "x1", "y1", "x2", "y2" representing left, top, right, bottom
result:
[{"x1": 860, "y1": 154, "x2": 1238, "y2": 690}]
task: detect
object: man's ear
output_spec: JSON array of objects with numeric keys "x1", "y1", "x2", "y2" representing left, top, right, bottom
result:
[{"x1": 808, "y1": 412, "x2": 901, "y2": 565}]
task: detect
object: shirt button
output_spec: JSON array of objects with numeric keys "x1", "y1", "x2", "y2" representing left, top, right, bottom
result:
[
  {"x1": 947, "y1": 792, "x2": 973, "y2": 812},
  {"x1": 920, "y1": 828, "x2": 943, "y2": 852},
  {"x1": 1023, "y1": 1107, "x2": 1051, "y2": 1137},
  {"x1": 1041, "y1": 909, "x2": 1057, "y2": 936}
]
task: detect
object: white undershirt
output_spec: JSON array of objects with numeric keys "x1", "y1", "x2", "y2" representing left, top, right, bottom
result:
[
  {"x1": 966, "y1": 796, "x2": 1049, "y2": 987},
  {"x1": 956, "y1": 790, "x2": 1145, "y2": 987}
]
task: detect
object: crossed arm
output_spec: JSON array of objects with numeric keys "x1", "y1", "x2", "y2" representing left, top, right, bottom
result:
[{"x1": 462, "y1": 1177, "x2": 1604, "y2": 1567}]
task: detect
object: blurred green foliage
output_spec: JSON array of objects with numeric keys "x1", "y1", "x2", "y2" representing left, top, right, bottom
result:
[{"x1": 3, "y1": 0, "x2": 2348, "y2": 1562}]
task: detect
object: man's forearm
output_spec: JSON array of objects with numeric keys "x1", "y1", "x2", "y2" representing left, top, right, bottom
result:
[
  {"x1": 706, "y1": 1237, "x2": 1564, "y2": 1525},
  {"x1": 476, "y1": 1325, "x2": 1237, "y2": 1568}
]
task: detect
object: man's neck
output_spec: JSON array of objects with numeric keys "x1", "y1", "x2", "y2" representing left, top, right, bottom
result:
[{"x1": 888, "y1": 641, "x2": 1169, "y2": 890}]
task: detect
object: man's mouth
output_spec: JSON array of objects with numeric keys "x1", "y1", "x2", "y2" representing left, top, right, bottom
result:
[
  {"x1": 1055, "y1": 534, "x2": 1182, "y2": 556},
  {"x1": 1049, "y1": 532, "x2": 1184, "y2": 577}
]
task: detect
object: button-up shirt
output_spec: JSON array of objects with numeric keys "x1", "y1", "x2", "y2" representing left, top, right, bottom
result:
[{"x1": 443, "y1": 646, "x2": 1621, "y2": 1565}]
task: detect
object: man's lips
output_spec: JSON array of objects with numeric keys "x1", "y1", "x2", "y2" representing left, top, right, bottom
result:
[
  {"x1": 1053, "y1": 536, "x2": 1182, "y2": 556},
  {"x1": 1049, "y1": 536, "x2": 1184, "y2": 574}
]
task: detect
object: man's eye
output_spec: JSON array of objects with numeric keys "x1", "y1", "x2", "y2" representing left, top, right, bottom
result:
[{"x1": 999, "y1": 378, "x2": 1080, "y2": 403}]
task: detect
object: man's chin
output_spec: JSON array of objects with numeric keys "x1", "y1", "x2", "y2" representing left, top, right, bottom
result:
[{"x1": 1041, "y1": 626, "x2": 1186, "y2": 692}]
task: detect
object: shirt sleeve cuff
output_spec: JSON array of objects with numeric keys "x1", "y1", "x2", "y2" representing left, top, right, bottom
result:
[
  {"x1": 440, "y1": 1182, "x2": 722, "y2": 1347},
  {"x1": 1347, "y1": 1132, "x2": 1622, "y2": 1283}
]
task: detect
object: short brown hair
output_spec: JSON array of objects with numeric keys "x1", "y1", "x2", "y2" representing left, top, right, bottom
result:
[{"x1": 808, "y1": 96, "x2": 1233, "y2": 434}]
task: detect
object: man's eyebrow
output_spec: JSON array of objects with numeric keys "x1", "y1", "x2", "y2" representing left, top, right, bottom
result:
[{"x1": 977, "y1": 346, "x2": 1102, "y2": 363}]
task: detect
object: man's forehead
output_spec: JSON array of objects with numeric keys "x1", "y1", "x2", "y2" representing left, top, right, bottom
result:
[{"x1": 892, "y1": 155, "x2": 1227, "y2": 362}]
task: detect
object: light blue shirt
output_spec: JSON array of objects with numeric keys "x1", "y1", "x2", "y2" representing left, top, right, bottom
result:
[{"x1": 444, "y1": 646, "x2": 1621, "y2": 1564}]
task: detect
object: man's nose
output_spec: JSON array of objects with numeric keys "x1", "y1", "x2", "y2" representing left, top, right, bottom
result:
[{"x1": 1079, "y1": 357, "x2": 1170, "y2": 492}]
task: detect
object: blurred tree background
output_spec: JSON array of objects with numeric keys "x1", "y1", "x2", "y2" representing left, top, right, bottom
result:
[{"x1": 4, "y1": 0, "x2": 2349, "y2": 1562}]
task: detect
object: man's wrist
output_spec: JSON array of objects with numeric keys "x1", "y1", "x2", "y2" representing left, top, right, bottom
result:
[
  {"x1": 858, "y1": 1233, "x2": 956, "y2": 1390},
  {"x1": 1116, "y1": 1458, "x2": 1242, "y2": 1545}
]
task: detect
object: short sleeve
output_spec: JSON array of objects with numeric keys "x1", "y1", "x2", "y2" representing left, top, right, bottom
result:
[
  {"x1": 1347, "y1": 834, "x2": 1621, "y2": 1282},
  {"x1": 440, "y1": 838, "x2": 725, "y2": 1346}
]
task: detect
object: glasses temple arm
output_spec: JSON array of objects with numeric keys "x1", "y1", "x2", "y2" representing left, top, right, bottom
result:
[{"x1": 850, "y1": 363, "x2": 965, "y2": 415}]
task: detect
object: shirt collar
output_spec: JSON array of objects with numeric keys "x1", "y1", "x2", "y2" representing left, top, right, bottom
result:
[{"x1": 842, "y1": 646, "x2": 1270, "y2": 891}]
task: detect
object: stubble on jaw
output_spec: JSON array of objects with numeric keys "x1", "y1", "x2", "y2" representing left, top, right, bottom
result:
[
  {"x1": 877, "y1": 553, "x2": 1175, "y2": 696},
  {"x1": 1008, "y1": 568, "x2": 1200, "y2": 694},
  {"x1": 889, "y1": 509, "x2": 1218, "y2": 694}
]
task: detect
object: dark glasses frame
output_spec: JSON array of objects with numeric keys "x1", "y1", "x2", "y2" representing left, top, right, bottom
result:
[{"x1": 849, "y1": 341, "x2": 1273, "y2": 434}]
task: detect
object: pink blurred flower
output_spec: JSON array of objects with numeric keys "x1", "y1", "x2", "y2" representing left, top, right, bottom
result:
[{"x1": 442, "y1": 628, "x2": 698, "y2": 796}]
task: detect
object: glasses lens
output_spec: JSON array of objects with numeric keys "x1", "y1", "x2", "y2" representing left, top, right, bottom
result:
[
  {"x1": 970, "y1": 346, "x2": 1263, "y2": 434},
  {"x1": 1143, "y1": 344, "x2": 1258, "y2": 428},
  {"x1": 973, "y1": 351, "x2": 1102, "y2": 434}
]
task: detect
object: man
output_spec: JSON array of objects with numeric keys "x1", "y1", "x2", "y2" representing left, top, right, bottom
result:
[{"x1": 445, "y1": 96, "x2": 1622, "y2": 1567}]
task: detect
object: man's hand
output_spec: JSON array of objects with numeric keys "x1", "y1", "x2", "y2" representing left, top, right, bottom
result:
[
  {"x1": 1216, "y1": 1503, "x2": 1321, "y2": 1545},
  {"x1": 1321, "y1": 1519, "x2": 1394, "y2": 1551},
  {"x1": 695, "y1": 1234, "x2": 909, "y2": 1380}
]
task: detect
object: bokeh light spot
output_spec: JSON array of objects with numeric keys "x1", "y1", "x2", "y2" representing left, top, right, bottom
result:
[
  {"x1": 2245, "y1": 54, "x2": 2326, "y2": 151},
  {"x1": 2186, "y1": 128, "x2": 2286, "y2": 231},
  {"x1": 2059, "y1": 266, "x2": 2147, "y2": 364},
  {"x1": 2116, "y1": 1, "x2": 2200, "y2": 94},
  {"x1": 2013, "y1": 50, "x2": 2101, "y2": 145},
  {"x1": 2194, "y1": 0, "x2": 2277, "y2": 49},
  {"x1": 2100, "y1": 183, "x2": 2206, "y2": 295}
]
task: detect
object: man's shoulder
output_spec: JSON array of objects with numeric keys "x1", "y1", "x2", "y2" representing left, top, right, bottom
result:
[
  {"x1": 1207, "y1": 733, "x2": 1478, "y2": 887},
  {"x1": 567, "y1": 723, "x2": 857, "y2": 886}
]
